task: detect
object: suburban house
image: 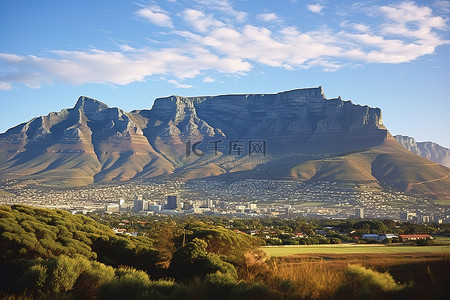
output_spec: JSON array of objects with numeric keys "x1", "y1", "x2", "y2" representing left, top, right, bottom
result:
[
  {"x1": 384, "y1": 234, "x2": 398, "y2": 240},
  {"x1": 361, "y1": 234, "x2": 385, "y2": 242},
  {"x1": 398, "y1": 234, "x2": 432, "y2": 242},
  {"x1": 361, "y1": 233, "x2": 398, "y2": 242}
]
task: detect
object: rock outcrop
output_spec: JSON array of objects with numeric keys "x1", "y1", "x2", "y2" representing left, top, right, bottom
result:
[
  {"x1": 394, "y1": 135, "x2": 450, "y2": 168},
  {"x1": 136, "y1": 87, "x2": 389, "y2": 153}
]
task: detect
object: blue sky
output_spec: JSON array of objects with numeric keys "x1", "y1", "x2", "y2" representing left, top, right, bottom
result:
[{"x1": 1, "y1": 0, "x2": 449, "y2": 147}]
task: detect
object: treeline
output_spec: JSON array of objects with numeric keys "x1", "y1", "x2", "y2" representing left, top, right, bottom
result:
[
  {"x1": 92, "y1": 213, "x2": 450, "y2": 246},
  {"x1": 93, "y1": 212, "x2": 450, "y2": 235},
  {"x1": 0, "y1": 205, "x2": 440, "y2": 299}
]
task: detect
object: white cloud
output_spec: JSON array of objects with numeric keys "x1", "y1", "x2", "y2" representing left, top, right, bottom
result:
[
  {"x1": 0, "y1": 82, "x2": 12, "y2": 91},
  {"x1": 182, "y1": 9, "x2": 224, "y2": 32},
  {"x1": 307, "y1": 3, "x2": 324, "y2": 14},
  {"x1": 434, "y1": 0, "x2": 450, "y2": 13},
  {"x1": 1, "y1": 1, "x2": 448, "y2": 90},
  {"x1": 379, "y1": 1, "x2": 447, "y2": 29},
  {"x1": 340, "y1": 21, "x2": 370, "y2": 33},
  {"x1": 203, "y1": 76, "x2": 216, "y2": 83},
  {"x1": 136, "y1": 6, "x2": 174, "y2": 28},
  {"x1": 257, "y1": 13, "x2": 279, "y2": 22},
  {"x1": 0, "y1": 46, "x2": 251, "y2": 89},
  {"x1": 168, "y1": 79, "x2": 193, "y2": 88},
  {"x1": 194, "y1": 0, "x2": 247, "y2": 22},
  {"x1": 376, "y1": 1, "x2": 448, "y2": 45}
]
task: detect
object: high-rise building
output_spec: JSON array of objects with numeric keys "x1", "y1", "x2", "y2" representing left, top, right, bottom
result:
[
  {"x1": 118, "y1": 199, "x2": 125, "y2": 208},
  {"x1": 206, "y1": 199, "x2": 214, "y2": 208},
  {"x1": 400, "y1": 212, "x2": 417, "y2": 221},
  {"x1": 166, "y1": 195, "x2": 179, "y2": 210},
  {"x1": 355, "y1": 208, "x2": 364, "y2": 219},
  {"x1": 286, "y1": 206, "x2": 294, "y2": 218},
  {"x1": 248, "y1": 204, "x2": 257, "y2": 210},
  {"x1": 134, "y1": 198, "x2": 144, "y2": 212}
]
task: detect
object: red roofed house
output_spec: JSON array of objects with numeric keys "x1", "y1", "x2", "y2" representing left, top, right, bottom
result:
[{"x1": 398, "y1": 234, "x2": 432, "y2": 242}]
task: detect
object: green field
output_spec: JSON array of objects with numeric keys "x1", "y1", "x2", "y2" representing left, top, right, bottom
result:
[{"x1": 263, "y1": 244, "x2": 450, "y2": 257}]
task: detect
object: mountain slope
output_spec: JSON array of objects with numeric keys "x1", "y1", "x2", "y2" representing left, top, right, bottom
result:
[
  {"x1": 0, "y1": 96, "x2": 173, "y2": 186},
  {"x1": 394, "y1": 135, "x2": 450, "y2": 168},
  {"x1": 0, "y1": 87, "x2": 449, "y2": 197}
]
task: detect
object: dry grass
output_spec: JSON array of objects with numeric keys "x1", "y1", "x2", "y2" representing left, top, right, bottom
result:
[{"x1": 267, "y1": 258, "x2": 343, "y2": 299}]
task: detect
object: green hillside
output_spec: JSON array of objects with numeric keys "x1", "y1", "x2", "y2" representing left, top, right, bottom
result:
[{"x1": 1, "y1": 205, "x2": 449, "y2": 299}]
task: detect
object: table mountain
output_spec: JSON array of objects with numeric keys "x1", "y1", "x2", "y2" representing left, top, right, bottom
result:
[{"x1": 0, "y1": 87, "x2": 449, "y2": 197}]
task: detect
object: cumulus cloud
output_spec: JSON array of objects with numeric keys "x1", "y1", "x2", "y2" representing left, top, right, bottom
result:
[
  {"x1": 434, "y1": 0, "x2": 450, "y2": 13},
  {"x1": 168, "y1": 79, "x2": 193, "y2": 88},
  {"x1": 377, "y1": 1, "x2": 447, "y2": 44},
  {"x1": 307, "y1": 3, "x2": 324, "y2": 14},
  {"x1": 1, "y1": 1, "x2": 448, "y2": 90},
  {"x1": 194, "y1": 0, "x2": 247, "y2": 22},
  {"x1": 136, "y1": 5, "x2": 174, "y2": 28},
  {"x1": 257, "y1": 13, "x2": 279, "y2": 22},
  {"x1": 340, "y1": 21, "x2": 371, "y2": 33},
  {"x1": 203, "y1": 76, "x2": 216, "y2": 83},
  {"x1": 182, "y1": 9, "x2": 224, "y2": 32},
  {"x1": 0, "y1": 48, "x2": 251, "y2": 89}
]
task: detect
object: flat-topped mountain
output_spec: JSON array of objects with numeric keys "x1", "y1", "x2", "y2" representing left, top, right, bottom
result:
[
  {"x1": 142, "y1": 87, "x2": 388, "y2": 152},
  {"x1": 0, "y1": 87, "x2": 449, "y2": 197}
]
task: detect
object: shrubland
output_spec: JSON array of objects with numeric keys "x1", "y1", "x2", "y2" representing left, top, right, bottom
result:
[{"x1": 1, "y1": 205, "x2": 447, "y2": 299}]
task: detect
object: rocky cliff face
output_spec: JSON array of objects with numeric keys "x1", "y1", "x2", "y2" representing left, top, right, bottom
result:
[
  {"x1": 0, "y1": 87, "x2": 448, "y2": 196},
  {"x1": 138, "y1": 87, "x2": 388, "y2": 153},
  {"x1": 394, "y1": 135, "x2": 450, "y2": 168}
]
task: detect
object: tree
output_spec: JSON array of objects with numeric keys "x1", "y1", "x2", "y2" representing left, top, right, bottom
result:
[
  {"x1": 169, "y1": 238, "x2": 237, "y2": 281},
  {"x1": 329, "y1": 237, "x2": 342, "y2": 244}
]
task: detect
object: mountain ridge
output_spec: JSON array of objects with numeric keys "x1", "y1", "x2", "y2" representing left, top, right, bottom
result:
[
  {"x1": 394, "y1": 135, "x2": 450, "y2": 168},
  {"x1": 0, "y1": 87, "x2": 449, "y2": 198}
]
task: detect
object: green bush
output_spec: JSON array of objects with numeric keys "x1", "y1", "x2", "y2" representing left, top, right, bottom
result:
[
  {"x1": 203, "y1": 272, "x2": 271, "y2": 300},
  {"x1": 47, "y1": 255, "x2": 91, "y2": 293},
  {"x1": 203, "y1": 271, "x2": 238, "y2": 298},
  {"x1": 329, "y1": 237, "x2": 342, "y2": 244},
  {"x1": 183, "y1": 222, "x2": 263, "y2": 265},
  {"x1": 17, "y1": 264, "x2": 48, "y2": 296},
  {"x1": 72, "y1": 260, "x2": 115, "y2": 299},
  {"x1": 416, "y1": 238, "x2": 435, "y2": 246},
  {"x1": 98, "y1": 267, "x2": 151, "y2": 300},
  {"x1": 169, "y1": 238, "x2": 237, "y2": 280},
  {"x1": 229, "y1": 281, "x2": 271, "y2": 300},
  {"x1": 336, "y1": 264, "x2": 410, "y2": 299}
]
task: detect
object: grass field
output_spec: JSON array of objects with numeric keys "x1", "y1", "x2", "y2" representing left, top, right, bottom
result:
[
  {"x1": 260, "y1": 243, "x2": 450, "y2": 299},
  {"x1": 434, "y1": 236, "x2": 450, "y2": 244},
  {"x1": 263, "y1": 244, "x2": 450, "y2": 257}
]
